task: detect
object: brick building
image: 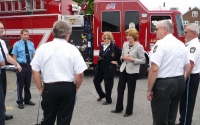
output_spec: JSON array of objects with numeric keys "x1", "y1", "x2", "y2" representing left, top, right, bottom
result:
[{"x1": 182, "y1": 7, "x2": 200, "y2": 27}]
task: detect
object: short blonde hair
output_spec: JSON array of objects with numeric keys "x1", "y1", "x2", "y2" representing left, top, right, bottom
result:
[
  {"x1": 125, "y1": 28, "x2": 139, "y2": 41},
  {"x1": 102, "y1": 31, "x2": 114, "y2": 42}
]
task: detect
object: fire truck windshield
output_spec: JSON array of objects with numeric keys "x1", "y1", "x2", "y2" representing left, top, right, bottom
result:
[{"x1": 175, "y1": 14, "x2": 185, "y2": 36}]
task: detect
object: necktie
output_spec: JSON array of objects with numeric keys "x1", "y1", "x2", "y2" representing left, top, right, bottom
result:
[
  {"x1": 24, "y1": 42, "x2": 30, "y2": 64},
  {"x1": 0, "y1": 41, "x2": 8, "y2": 65}
]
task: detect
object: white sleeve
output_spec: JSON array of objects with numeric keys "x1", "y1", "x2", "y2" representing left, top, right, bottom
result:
[
  {"x1": 73, "y1": 50, "x2": 87, "y2": 74},
  {"x1": 150, "y1": 43, "x2": 164, "y2": 67},
  {"x1": 1, "y1": 40, "x2": 8, "y2": 55},
  {"x1": 187, "y1": 46, "x2": 197, "y2": 64},
  {"x1": 30, "y1": 48, "x2": 41, "y2": 72}
]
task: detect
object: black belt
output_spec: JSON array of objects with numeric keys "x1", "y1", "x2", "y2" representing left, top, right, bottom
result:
[
  {"x1": 157, "y1": 75, "x2": 183, "y2": 80},
  {"x1": 19, "y1": 63, "x2": 30, "y2": 66},
  {"x1": 44, "y1": 81, "x2": 74, "y2": 85}
]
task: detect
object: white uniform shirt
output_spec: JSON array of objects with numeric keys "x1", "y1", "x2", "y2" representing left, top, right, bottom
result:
[
  {"x1": 149, "y1": 34, "x2": 189, "y2": 78},
  {"x1": 185, "y1": 38, "x2": 200, "y2": 73},
  {"x1": 30, "y1": 38, "x2": 88, "y2": 83},
  {"x1": 0, "y1": 39, "x2": 9, "y2": 57}
]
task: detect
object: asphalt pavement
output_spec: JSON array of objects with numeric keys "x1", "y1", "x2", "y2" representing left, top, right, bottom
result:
[{"x1": 4, "y1": 70, "x2": 200, "y2": 125}]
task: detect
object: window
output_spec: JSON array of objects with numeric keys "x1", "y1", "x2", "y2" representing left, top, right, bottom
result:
[
  {"x1": 102, "y1": 11, "x2": 120, "y2": 32},
  {"x1": 176, "y1": 14, "x2": 185, "y2": 36},
  {"x1": 192, "y1": 11, "x2": 198, "y2": 17},
  {"x1": 124, "y1": 11, "x2": 140, "y2": 31},
  {"x1": 150, "y1": 16, "x2": 171, "y2": 32},
  {"x1": 183, "y1": 20, "x2": 189, "y2": 25},
  {"x1": 195, "y1": 21, "x2": 199, "y2": 25}
]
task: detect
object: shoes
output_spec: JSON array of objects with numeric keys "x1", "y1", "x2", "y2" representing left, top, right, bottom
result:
[
  {"x1": 124, "y1": 113, "x2": 132, "y2": 117},
  {"x1": 97, "y1": 97, "x2": 105, "y2": 101},
  {"x1": 18, "y1": 103, "x2": 24, "y2": 109},
  {"x1": 102, "y1": 101, "x2": 112, "y2": 105},
  {"x1": 111, "y1": 110, "x2": 122, "y2": 113},
  {"x1": 5, "y1": 114, "x2": 13, "y2": 120},
  {"x1": 25, "y1": 100, "x2": 35, "y2": 105}
]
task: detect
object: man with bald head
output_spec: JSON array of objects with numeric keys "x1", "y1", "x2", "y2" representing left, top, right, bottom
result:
[
  {"x1": 147, "y1": 20, "x2": 191, "y2": 125},
  {"x1": 177, "y1": 23, "x2": 200, "y2": 125}
]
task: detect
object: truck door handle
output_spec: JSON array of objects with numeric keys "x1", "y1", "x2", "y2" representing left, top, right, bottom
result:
[
  {"x1": 59, "y1": 3, "x2": 61, "y2": 12},
  {"x1": 145, "y1": 28, "x2": 147, "y2": 48},
  {"x1": 97, "y1": 27, "x2": 99, "y2": 47}
]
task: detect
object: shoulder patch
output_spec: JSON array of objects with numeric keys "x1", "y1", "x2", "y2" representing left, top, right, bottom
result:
[
  {"x1": 190, "y1": 47, "x2": 196, "y2": 53},
  {"x1": 153, "y1": 45, "x2": 158, "y2": 53}
]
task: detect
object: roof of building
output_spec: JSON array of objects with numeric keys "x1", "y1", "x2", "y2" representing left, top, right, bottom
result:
[{"x1": 183, "y1": 7, "x2": 200, "y2": 15}]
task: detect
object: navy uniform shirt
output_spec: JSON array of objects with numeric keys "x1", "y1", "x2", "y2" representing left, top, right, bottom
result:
[{"x1": 11, "y1": 39, "x2": 35, "y2": 64}]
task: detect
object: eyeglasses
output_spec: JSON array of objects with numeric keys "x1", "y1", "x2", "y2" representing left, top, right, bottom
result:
[
  {"x1": 104, "y1": 37, "x2": 110, "y2": 40},
  {"x1": 155, "y1": 27, "x2": 165, "y2": 32},
  {"x1": 155, "y1": 28, "x2": 159, "y2": 31},
  {"x1": 184, "y1": 31, "x2": 194, "y2": 34}
]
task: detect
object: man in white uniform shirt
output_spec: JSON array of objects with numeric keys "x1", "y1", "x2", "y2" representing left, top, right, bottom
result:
[
  {"x1": 177, "y1": 23, "x2": 200, "y2": 125},
  {"x1": 147, "y1": 20, "x2": 191, "y2": 125},
  {"x1": 0, "y1": 21, "x2": 22, "y2": 120},
  {"x1": 31, "y1": 20, "x2": 87, "y2": 125}
]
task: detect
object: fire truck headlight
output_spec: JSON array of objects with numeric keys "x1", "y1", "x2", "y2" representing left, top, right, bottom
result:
[{"x1": 80, "y1": 44, "x2": 87, "y2": 51}]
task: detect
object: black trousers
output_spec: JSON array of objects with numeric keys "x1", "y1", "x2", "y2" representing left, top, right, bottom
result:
[
  {"x1": 16, "y1": 65, "x2": 32, "y2": 104},
  {"x1": 115, "y1": 70, "x2": 138, "y2": 115},
  {"x1": 0, "y1": 82, "x2": 5, "y2": 125},
  {"x1": 1, "y1": 69, "x2": 7, "y2": 113},
  {"x1": 178, "y1": 73, "x2": 200, "y2": 125},
  {"x1": 1, "y1": 69, "x2": 7, "y2": 101},
  {"x1": 93, "y1": 66, "x2": 114, "y2": 103},
  {"x1": 41, "y1": 82, "x2": 76, "y2": 125},
  {"x1": 151, "y1": 76, "x2": 185, "y2": 125}
]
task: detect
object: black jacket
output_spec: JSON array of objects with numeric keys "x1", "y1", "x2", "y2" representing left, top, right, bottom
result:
[{"x1": 95, "y1": 42, "x2": 122, "y2": 78}]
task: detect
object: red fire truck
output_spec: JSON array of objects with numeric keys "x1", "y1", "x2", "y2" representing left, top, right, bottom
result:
[{"x1": 0, "y1": 0, "x2": 185, "y2": 77}]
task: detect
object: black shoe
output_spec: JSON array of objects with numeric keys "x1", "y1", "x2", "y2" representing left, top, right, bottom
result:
[
  {"x1": 124, "y1": 113, "x2": 132, "y2": 117},
  {"x1": 25, "y1": 100, "x2": 35, "y2": 105},
  {"x1": 97, "y1": 97, "x2": 105, "y2": 101},
  {"x1": 5, "y1": 114, "x2": 13, "y2": 120},
  {"x1": 111, "y1": 110, "x2": 122, "y2": 113},
  {"x1": 18, "y1": 103, "x2": 24, "y2": 109},
  {"x1": 102, "y1": 101, "x2": 112, "y2": 105}
]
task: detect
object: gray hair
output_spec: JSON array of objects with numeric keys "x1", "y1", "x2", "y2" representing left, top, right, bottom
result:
[
  {"x1": 186, "y1": 23, "x2": 199, "y2": 35},
  {"x1": 158, "y1": 19, "x2": 174, "y2": 33},
  {"x1": 53, "y1": 20, "x2": 72, "y2": 39}
]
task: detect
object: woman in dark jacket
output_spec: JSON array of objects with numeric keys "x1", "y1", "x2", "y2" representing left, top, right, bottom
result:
[{"x1": 93, "y1": 31, "x2": 122, "y2": 105}]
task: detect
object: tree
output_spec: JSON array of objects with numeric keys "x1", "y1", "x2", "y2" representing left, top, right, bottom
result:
[{"x1": 73, "y1": 0, "x2": 94, "y2": 14}]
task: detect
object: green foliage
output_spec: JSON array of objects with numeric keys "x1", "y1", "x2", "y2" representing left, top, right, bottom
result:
[{"x1": 73, "y1": 0, "x2": 94, "y2": 14}]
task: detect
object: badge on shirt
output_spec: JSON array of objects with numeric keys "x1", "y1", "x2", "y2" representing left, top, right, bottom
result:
[
  {"x1": 153, "y1": 45, "x2": 158, "y2": 53},
  {"x1": 190, "y1": 47, "x2": 196, "y2": 53},
  {"x1": 111, "y1": 53, "x2": 115, "y2": 57}
]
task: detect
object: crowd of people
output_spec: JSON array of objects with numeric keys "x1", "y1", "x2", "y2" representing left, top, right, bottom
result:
[{"x1": 0, "y1": 19, "x2": 200, "y2": 125}]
